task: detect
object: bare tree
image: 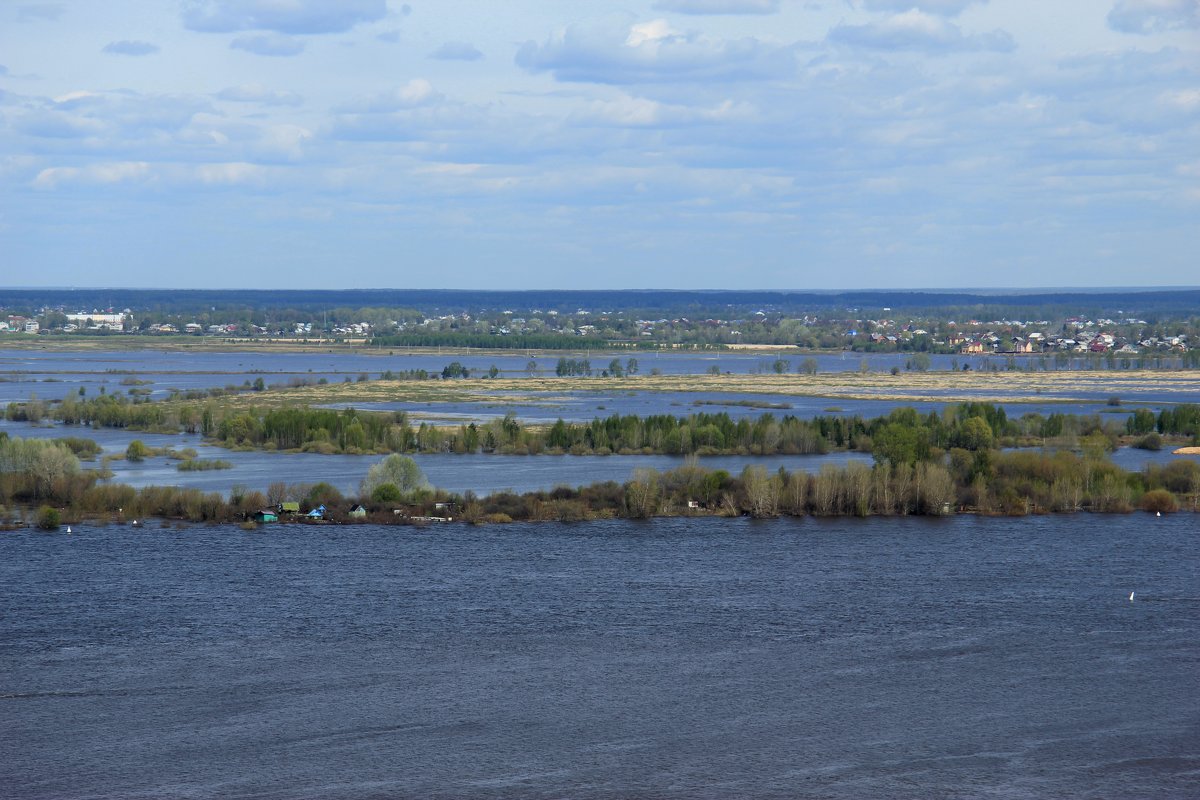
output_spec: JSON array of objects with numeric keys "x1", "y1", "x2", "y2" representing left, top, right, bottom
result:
[{"x1": 625, "y1": 468, "x2": 661, "y2": 519}]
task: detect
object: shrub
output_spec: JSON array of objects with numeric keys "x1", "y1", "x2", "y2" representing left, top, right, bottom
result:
[
  {"x1": 1132, "y1": 433, "x2": 1162, "y2": 451},
  {"x1": 371, "y1": 483, "x2": 404, "y2": 504},
  {"x1": 176, "y1": 458, "x2": 233, "y2": 471},
  {"x1": 304, "y1": 482, "x2": 344, "y2": 508},
  {"x1": 1140, "y1": 489, "x2": 1178, "y2": 513},
  {"x1": 35, "y1": 505, "x2": 60, "y2": 530}
]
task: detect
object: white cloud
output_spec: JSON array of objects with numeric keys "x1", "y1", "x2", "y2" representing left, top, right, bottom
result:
[
  {"x1": 859, "y1": 0, "x2": 985, "y2": 15},
  {"x1": 230, "y1": 33, "x2": 305, "y2": 57},
  {"x1": 33, "y1": 161, "x2": 151, "y2": 189},
  {"x1": 516, "y1": 19, "x2": 797, "y2": 84},
  {"x1": 1160, "y1": 87, "x2": 1200, "y2": 109},
  {"x1": 626, "y1": 19, "x2": 682, "y2": 46},
  {"x1": 194, "y1": 161, "x2": 267, "y2": 185},
  {"x1": 32, "y1": 161, "x2": 279, "y2": 191},
  {"x1": 429, "y1": 41, "x2": 483, "y2": 61},
  {"x1": 337, "y1": 80, "x2": 442, "y2": 113},
  {"x1": 652, "y1": 0, "x2": 781, "y2": 14},
  {"x1": 12, "y1": 90, "x2": 207, "y2": 142},
  {"x1": 52, "y1": 90, "x2": 98, "y2": 103},
  {"x1": 828, "y1": 10, "x2": 1015, "y2": 53},
  {"x1": 182, "y1": 0, "x2": 386, "y2": 34},
  {"x1": 15, "y1": 109, "x2": 106, "y2": 139},
  {"x1": 216, "y1": 84, "x2": 303, "y2": 106},
  {"x1": 1108, "y1": 0, "x2": 1200, "y2": 33},
  {"x1": 571, "y1": 95, "x2": 750, "y2": 127},
  {"x1": 102, "y1": 40, "x2": 160, "y2": 56},
  {"x1": 259, "y1": 125, "x2": 313, "y2": 160}
]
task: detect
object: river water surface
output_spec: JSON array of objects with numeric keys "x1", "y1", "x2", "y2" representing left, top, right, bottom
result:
[{"x1": 2, "y1": 514, "x2": 1196, "y2": 798}]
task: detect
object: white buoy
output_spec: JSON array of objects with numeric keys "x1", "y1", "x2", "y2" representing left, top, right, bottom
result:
[{"x1": 1130, "y1": 591, "x2": 1135, "y2": 602}]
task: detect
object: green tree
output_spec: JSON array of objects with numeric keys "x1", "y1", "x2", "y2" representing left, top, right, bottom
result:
[
  {"x1": 36, "y1": 505, "x2": 61, "y2": 530},
  {"x1": 371, "y1": 483, "x2": 404, "y2": 504},
  {"x1": 954, "y1": 417, "x2": 994, "y2": 451},
  {"x1": 361, "y1": 454, "x2": 427, "y2": 498},
  {"x1": 872, "y1": 423, "x2": 925, "y2": 467},
  {"x1": 125, "y1": 440, "x2": 150, "y2": 462}
]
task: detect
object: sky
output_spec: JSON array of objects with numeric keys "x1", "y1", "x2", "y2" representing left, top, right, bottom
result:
[{"x1": 0, "y1": 0, "x2": 1197, "y2": 290}]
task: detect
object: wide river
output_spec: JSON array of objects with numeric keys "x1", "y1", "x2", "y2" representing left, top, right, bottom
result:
[{"x1": 2, "y1": 515, "x2": 1196, "y2": 798}]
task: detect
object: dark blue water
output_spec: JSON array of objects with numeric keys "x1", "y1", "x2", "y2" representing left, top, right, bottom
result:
[{"x1": 2, "y1": 515, "x2": 1197, "y2": 798}]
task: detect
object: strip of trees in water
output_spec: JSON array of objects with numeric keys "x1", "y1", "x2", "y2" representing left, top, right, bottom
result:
[
  {"x1": 2, "y1": 434, "x2": 1197, "y2": 530},
  {"x1": 9, "y1": 392, "x2": 1200, "y2": 460}
]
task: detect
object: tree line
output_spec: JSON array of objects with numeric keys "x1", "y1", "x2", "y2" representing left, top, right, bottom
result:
[
  {"x1": 10, "y1": 393, "x2": 1200, "y2": 459},
  {"x1": 372, "y1": 333, "x2": 587, "y2": 350},
  {"x1": 2, "y1": 435, "x2": 1196, "y2": 530}
]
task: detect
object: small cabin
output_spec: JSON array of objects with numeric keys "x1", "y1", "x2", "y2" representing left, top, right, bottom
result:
[
  {"x1": 253, "y1": 510, "x2": 278, "y2": 523},
  {"x1": 348, "y1": 504, "x2": 368, "y2": 519},
  {"x1": 306, "y1": 504, "x2": 326, "y2": 519},
  {"x1": 279, "y1": 501, "x2": 301, "y2": 514}
]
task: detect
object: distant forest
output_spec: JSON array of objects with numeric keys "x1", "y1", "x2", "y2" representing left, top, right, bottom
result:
[{"x1": 3, "y1": 288, "x2": 1200, "y2": 318}]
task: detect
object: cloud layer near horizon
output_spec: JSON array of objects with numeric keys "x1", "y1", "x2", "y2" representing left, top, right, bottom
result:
[{"x1": 0, "y1": 0, "x2": 1196, "y2": 289}]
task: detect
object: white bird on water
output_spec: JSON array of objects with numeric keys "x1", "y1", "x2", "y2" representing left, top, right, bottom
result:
[
  {"x1": 1130, "y1": 591, "x2": 1136, "y2": 602},
  {"x1": 66, "y1": 526, "x2": 71, "y2": 534}
]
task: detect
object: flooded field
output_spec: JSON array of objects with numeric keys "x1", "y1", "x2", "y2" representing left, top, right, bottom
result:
[{"x1": 5, "y1": 346, "x2": 1189, "y2": 405}]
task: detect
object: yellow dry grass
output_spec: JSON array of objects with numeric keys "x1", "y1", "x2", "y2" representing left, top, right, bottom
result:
[{"x1": 205, "y1": 369, "x2": 1200, "y2": 410}]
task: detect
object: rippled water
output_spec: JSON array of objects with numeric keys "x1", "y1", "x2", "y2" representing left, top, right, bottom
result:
[{"x1": 2, "y1": 515, "x2": 1197, "y2": 798}]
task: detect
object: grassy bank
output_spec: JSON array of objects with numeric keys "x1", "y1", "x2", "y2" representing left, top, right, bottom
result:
[{"x1": 193, "y1": 369, "x2": 1200, "y2": 408}]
